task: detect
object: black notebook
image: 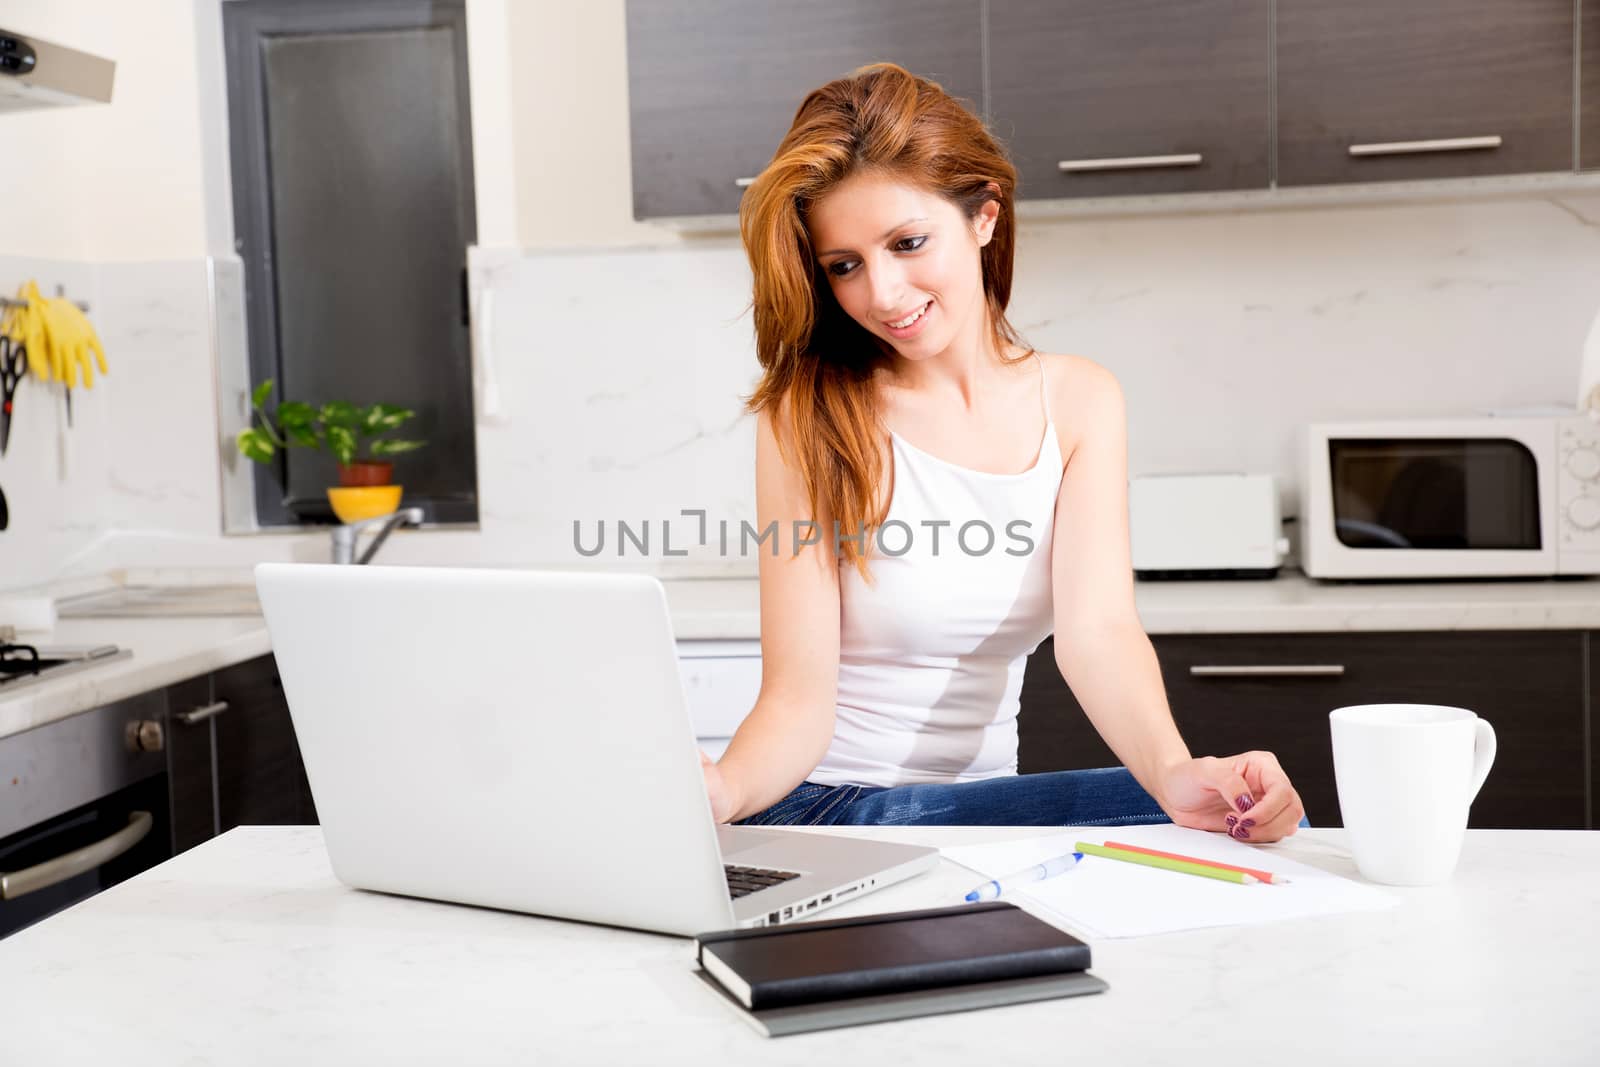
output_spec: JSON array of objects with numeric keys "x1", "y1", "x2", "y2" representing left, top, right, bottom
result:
[{"x1": 694, "y1": 901, "x2": 1100, "y2": 1028}]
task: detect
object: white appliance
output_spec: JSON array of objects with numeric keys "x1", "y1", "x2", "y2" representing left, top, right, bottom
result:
[
  {"x1": 1303, "y1": 413, "x2": 1600, "y2": 580},
  {"x1": 0, "y1": 29, "x2": 114, "y2": 112},
  {"x1": 1129, "y1": 473, "x2": 1288, "y2": 579}
]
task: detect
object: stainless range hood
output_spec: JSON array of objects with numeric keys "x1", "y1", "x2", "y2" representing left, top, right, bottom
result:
[{"x1": 0, "y1": 29, "x2": 114, "y2": 112}]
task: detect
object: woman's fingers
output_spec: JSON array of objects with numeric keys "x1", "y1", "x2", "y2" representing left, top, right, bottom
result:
[
  {"x1": 1228, "y1": 752, "x2": 1304, "y2": 842},
  {"x1": 1213, "y1": 763, "x2": 1256, "y2": 821}
]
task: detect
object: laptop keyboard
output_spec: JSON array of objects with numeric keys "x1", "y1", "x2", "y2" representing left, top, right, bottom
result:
[{"x1": 723, "y1": 863, "x2": 802, "y2": 899}]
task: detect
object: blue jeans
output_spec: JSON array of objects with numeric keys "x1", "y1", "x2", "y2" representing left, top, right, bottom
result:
[
  {"x1": 740, "y1": 766, "x2": 1315, "y2": 829},
  {"x1": 739, "y1": 767, "x2": 1173, "y2": 827}
]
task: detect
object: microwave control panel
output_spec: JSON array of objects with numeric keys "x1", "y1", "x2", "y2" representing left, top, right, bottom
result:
[{"x1": 1557, "y1": 417, "x2": 1600, "y2": 571}]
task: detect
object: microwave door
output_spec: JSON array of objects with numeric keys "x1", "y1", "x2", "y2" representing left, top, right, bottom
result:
[
  {"x1": 1305, "y1": 420, "x2": 1560, "y2": 579},
  {"x1": 1330, "y1": 439, "x2": 1541, "y2": 552}
]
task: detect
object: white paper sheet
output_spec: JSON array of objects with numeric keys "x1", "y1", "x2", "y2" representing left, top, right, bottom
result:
[{"x1": 941, "y1": 825, "x2": 1397, "y2": 939}]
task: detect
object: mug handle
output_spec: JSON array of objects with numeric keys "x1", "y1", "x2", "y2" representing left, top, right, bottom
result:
[{"x1": 1468, "y1": 718, "x2": 1497, "y2": 802}]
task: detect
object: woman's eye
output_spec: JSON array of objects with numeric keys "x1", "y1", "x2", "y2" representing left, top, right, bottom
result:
[{"x1": 824, "y1": 239, "x2": 920, "y2": 278}]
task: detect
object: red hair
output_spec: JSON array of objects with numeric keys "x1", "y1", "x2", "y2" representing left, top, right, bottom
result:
[{"x1": 739, "y1": 63, "x2": 1029, "y2": 581}]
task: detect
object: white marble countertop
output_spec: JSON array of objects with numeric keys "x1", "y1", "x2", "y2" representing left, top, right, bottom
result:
[
  {"x1": 664, "y1": 571, "x2": 1600, "y2": 639},
  {"x1": 0, "y1": 615, "x2": 273, "y2": 742},
  {"x1": 0, "y1": 575, "x2": 749, "y2": 742},
  {"x1": 0, "y1": 825, "x2": 1591, "y2": 1064},
  {"x1": 10, "y1": 566, "x2": 1600, "y2": 743}
]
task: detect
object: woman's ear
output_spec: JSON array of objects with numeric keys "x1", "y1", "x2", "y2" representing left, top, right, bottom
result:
[{"x1": 972, "y1": 184, "x2": 1002, "y2": 247}]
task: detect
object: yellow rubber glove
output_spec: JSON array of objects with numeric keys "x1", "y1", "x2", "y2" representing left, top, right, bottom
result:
[
  {"x1": 3, "y1": 282, "x2": 52, "y2": 381},
  {"x1": 41, "y1": 295, "x2": 108, "y2": 388}
]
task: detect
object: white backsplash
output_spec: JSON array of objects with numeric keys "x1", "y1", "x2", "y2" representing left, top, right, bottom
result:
[{"x1": 2, "y1": 189, "x2": 1598, "y2": 589}]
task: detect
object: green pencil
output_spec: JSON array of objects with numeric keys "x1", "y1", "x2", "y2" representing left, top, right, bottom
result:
[{"x1": 1074, "y1": 841, "x2": 1259, "y2": 884}]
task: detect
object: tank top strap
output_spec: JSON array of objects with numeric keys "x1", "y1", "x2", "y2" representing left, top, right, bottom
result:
[{"x1": 1033, "y1": 350, "x2": 1052, "y2": 426}]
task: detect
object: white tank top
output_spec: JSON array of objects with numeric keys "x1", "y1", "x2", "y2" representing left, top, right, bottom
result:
[{"x1": 809, "y1": 352, "x2": 1062, "y2": 788}]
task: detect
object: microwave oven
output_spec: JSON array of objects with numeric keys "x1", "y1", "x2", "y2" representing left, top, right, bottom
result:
[{"x1": 1302, "y1": 414, "x2": 1600, "y2": 580}]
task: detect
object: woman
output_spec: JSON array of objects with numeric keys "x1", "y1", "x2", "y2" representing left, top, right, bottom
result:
[{"x1": 700, "y1": 63, "x2": 1305, "y2": 842}]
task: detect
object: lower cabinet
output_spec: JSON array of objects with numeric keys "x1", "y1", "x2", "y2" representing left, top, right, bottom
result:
[
  {"x1": 160, "y1": 633, "x2": 1589, "y2": 841},
  {"x1": 1019, "y1": 630, "x2": 1591, "y2": 830},
  {"x1": 165, "y1": 654, "x2": 317, "y2": 853}
]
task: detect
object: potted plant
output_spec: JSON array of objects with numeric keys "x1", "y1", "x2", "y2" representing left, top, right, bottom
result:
[{"x1": 236, "y1": 379, "x2": 426, "y2": 521}]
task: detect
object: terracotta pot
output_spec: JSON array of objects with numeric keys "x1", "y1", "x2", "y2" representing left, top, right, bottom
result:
[{"x1": 336, "y1": 460, "x2": 394, "y2": 488}]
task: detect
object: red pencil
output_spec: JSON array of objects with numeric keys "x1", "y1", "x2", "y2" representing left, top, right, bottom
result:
[{"x1": 1101, "y1": 840, "x2": 1290, "y2": 885}]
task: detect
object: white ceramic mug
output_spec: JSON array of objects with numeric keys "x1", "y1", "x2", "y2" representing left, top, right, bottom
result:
[{"x1": 1329, "y1": 704, "x2": 1497, "y2": 886}]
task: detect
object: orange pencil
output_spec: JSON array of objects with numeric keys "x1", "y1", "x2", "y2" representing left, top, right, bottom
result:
[{"x1": 1102, "y1": 840, "x2": 1290, "y2": 885}]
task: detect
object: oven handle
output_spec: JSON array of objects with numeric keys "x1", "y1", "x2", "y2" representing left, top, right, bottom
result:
[{"x1": 0, "y1": 810, "x2": 153, "y2": 901}]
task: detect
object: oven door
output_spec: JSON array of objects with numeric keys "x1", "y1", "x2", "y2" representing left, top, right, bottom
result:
[
  {"x1": 1303, "y1": 419, "x2": 1558, "y2": 579},
  {"x1": 0, "y1": 775, "x2": 171, "y2": 938},
  {"x1": 0, "y1": 692, "x2": 174, "y2": 939}
]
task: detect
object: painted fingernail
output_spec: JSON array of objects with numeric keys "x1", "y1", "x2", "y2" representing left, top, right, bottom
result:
[
  {"x1": 1235, "y1": 794, "x2": 1255, "y2": 813},
  {"x1": 1225, "y1": 814, "x2": 1238, "y2": 829},
  {"x1": 1233, "y1": 826, "x2": 1251, "y2": 841},
  {"x1": 1242, "y1": 818, "x2": 1256, "y2": 830}
]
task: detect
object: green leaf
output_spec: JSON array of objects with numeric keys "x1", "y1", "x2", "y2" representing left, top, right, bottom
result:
[
  {"x1": 326, "y1": 424, "x2": 357, "y2": 466},
  {"x1": 362, "y1": 403, "x2": 414, "y2": 434},
  {"x1": 368, "y1": 438, "x2": 425, "y2": 457},
  {"x1": 286, "y1": 424, "x2": 320, "y2": 448},
  {"x1": 320, "y1": 401, "x2": 362, "y2": 429},
  {"x1": 277, "y1": 401, "x2": 316, "y2": 429},
  {"x1": 237, "y1": 428, "x2": 275, "y2": 463},
  {"x1": 275, "y1": 401, "x2": 319, "y2": 447},
  {"x1": 251, "y1": 379, "x2": 275, "y2": 411}
]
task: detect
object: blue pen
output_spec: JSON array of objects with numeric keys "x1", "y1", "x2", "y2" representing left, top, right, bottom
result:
[{"x1": 964, "y1": 851, "x2": 1084, "y2": 902}]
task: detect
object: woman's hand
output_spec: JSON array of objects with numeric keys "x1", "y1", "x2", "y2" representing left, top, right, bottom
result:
[
  {"x1": 700, "y1": 750, "x2": 739, "y2": 824},
  {"x1": 1156, "y1": 752, "x2": 1304, "y2": 843}
]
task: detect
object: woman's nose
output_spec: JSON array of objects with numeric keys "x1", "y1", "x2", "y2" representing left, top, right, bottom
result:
[{"x1": 864, "y1": 260, "x2": 906, "y2": 314}]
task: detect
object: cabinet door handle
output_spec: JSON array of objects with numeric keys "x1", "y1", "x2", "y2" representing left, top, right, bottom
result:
[
  {"x1": 1, "y1": 811, "x2": 152, "y2": 900},
  {"x1": 1189, "y1": 665, "x2": 1346, "y2": 678},
  {"x1": 733, "y1": 176, "x2": 757, "y2": 188},
  {"x1": 1347, "y1": 135, "x2": 1502, "y2": 157},
  {"x1": 178, "y1": 700, "x2": 230, "y2": 726},
  {"x1": 1057, "y1": 153, "x2": 1202, "y2": 173}
]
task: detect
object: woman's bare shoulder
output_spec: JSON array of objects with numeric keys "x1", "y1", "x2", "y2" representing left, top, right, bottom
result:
[{"x1": 1037, "y1": 351, "x2": 1121, "y2": 413}]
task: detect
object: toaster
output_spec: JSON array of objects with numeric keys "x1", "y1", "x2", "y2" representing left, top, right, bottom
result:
[{"x1": 1129, "y1": 473, "x2": 1289, "y2": 579}]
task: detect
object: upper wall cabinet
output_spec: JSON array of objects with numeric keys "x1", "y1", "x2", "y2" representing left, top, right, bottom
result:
[
  {"x1": 625, "y1": 0, "x2": 983, "y2": 218},
  {"x1": 1276, "y1": 0, "x2": 1575, "y2": 186},
  {"x1": 1583, "y1": 1, "x2": 1599, "y2": 170},
  {"x1": 988, "y1": 0, "x2": 1270, "y2": 200}
]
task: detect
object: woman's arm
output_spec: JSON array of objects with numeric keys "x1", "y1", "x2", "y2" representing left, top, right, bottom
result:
[
  {"x1": 1047, "y1": 357, "x2": 1304, "y2": 841},
  {"x1": 1048, "y1": 360, "x2": 1190, "y2": 794},
  {"x1": 704, "y1": 406, "x2": 842, "y2": 823}
]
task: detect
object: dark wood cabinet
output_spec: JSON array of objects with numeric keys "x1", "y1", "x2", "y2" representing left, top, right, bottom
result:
[
  {"x1": 988, "y1": 0, "x2": 1270, "y2": 200},
  {"x1": 164, "y1": 674, "x2": 219, "y2": 853},
  {"x1": 625, "y1": 0, "x2": 982, "y2": 218},
  {"x1": 1276, "y1": 0, "x2": 1575, "y2": 186},
  {"x1": 211, "y1": 656, "x2": 317, "y2": 829},
  {"x1": 163, "y1": 655, "x2": 316, "y2": 854},
  {"x1": 1583, "y1": 1, "x2": 1600, "y2": 170},
  {"x1": 1020, "y1": 630, "x2": 1589, "y2": 830},
  {"x1": 626, "y1": 1, "x2": 1586, "y2": 216},
  {"x1": 626, "y1": 1, "x2": 1587, "y2": 215}
]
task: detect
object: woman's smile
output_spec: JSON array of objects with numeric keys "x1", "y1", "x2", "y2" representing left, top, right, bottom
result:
[{"x1": 882, "y1": 299, "x2": 934, "y2": 340}]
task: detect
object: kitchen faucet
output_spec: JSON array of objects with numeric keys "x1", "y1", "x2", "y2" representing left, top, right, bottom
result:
[{"x1": 330, "y1": 506, "x2": 425, "y2": 565}]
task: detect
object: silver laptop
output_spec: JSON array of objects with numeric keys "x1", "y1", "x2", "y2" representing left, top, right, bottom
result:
[{"x1": 254, "y1": 563, "x2": 937, "y2": 937}]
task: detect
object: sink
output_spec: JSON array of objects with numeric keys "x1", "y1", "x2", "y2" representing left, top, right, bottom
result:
[{"x1": 56, "y1": 585, "x2": 262, "y2": 618}]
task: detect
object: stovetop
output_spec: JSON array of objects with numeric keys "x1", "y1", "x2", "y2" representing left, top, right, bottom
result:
[{"x1": 0, "y1": 628, "x2": 130, "y2": 696}]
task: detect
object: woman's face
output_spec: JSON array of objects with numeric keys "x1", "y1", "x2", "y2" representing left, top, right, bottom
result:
[{"x1": 807, "y1": 170, "x2": 998, "y2": 362}]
